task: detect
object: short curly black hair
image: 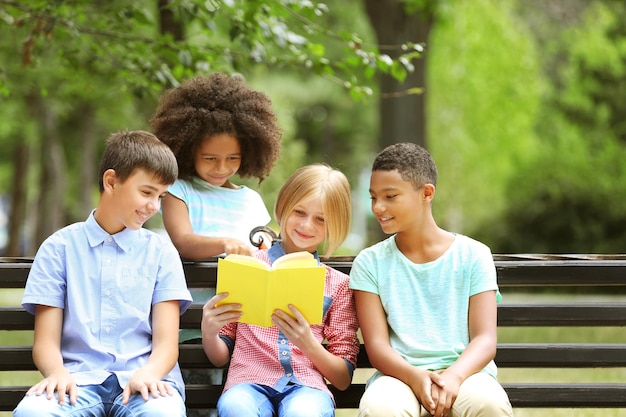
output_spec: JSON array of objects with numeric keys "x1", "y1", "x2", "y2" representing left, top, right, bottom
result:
[
  {"x1": 150, "y1": 73, "x2": 282, "y2": 181},
  {"x1": 372, "y1": 142, "x2": 438, "y2": 189}
]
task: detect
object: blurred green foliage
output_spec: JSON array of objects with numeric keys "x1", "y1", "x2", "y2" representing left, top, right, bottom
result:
[
  {"x1": 474, "y1": 1, "x2": 626, "y2": 253},
  {"x1": 0, "y1": 0, "x2": 625, "y2": 254}
]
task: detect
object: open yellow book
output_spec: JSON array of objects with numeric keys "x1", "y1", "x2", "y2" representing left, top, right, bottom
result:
[{"x1": 216, "y1": 251, "x2": 326, "y2": 327}]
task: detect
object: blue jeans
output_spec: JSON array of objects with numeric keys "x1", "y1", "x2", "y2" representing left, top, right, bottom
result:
[
  {"x1": 13, "y1": 374, "x2": 186, "y2": 417},
  {"x1": 217, "y1": 383, "x2": 334, "y2": 417}
]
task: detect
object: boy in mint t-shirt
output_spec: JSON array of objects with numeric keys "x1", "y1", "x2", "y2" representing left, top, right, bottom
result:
[{"x1": 350, "y1": 143, "x2": 513, "y2": 417}]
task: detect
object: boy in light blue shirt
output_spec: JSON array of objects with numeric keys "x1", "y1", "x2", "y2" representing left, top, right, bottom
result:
[
  {"x1": 14, "y1": 130, "x2": 192, "y2": 417},
  {"x1": 350, "y1": 143, "x2": 513, "y2": 417}
]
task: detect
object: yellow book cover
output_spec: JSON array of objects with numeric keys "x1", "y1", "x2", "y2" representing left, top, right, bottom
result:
[{"x1": 216, "y1": 251, "x2": 326, "y2": 327}]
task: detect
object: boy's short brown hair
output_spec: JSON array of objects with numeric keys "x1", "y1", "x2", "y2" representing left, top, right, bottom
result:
[
  {"x1": 98, "y1": 130, "x2": 178, "y2": 192},
  {"x1": 372, "y1": 142, "x2": 438, "y2": 189}
]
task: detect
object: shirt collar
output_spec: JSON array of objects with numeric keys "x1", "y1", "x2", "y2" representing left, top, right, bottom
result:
[
  {"x1": 267, "y1": 240, "x2": 320, "y2": 265},
  {"x1": 191, "y1": 176, "x2": 246, "y2": 192},
  {"x1": 85, "y1": 210, "x2": 138, "y2": 252}
]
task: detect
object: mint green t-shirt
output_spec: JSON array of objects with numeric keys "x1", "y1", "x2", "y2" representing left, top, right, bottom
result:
[{"x1": 349, "y1": 233, "x2": 500, "y2": 383}]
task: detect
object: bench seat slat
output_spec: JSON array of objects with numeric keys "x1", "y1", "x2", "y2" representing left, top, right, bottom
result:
[
  {"x1": 4, "y1": 383, "x2": 626, "y2": 411},
  {"x1": 0, "y1": 307, "x2": 33, "y2": 330},
  {"x1": 495, "y1": 263, "x2": 626, "y2": 287},
  {"x1": 5, "y1": 258, "x2": 626, "y2": 287},
  {"x1": 0, "y1": 387, "x2": 28, "y2": 412},
  {"x1": 0, "y1": 263, "x2": 31, "y2": 288},
  {"x1": 495, "y1": 343, "x2": 626, "y2": 367},
  {"x1": 4, "y1": 344, "x2": 626, "y2": 371},
  {"x1": 184, "y1": 303, "x2": 626, "y2": 328},
  {"x1": 502, "y1": 383, "x2": 626, "y2": 408},
  {"x1": 4, "y1": 303, "x2": 626, "y2": 330},
  {"x1": 161, "y1": 383, "x2": 626, "y2": 409},
  {"x1": 182, "y1": 260, "x2": 626, "y2": 288},
  {"x1": 497, "y1": 303, "x2": 626, "y2": 326}
]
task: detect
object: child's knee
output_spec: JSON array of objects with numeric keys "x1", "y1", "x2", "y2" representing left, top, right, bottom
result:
[
  {"x1": 359, "y1": 400, "x2": 420, "y2": 417},
  {"x1": 454, "y1": 373, "x2": 513, "y2": 417},
  {"x1": 13, "y1": 393, "x2": 67, "y2": 417},
  {"x1": 358, "y1": 376, "x2": 420, "y2": 417},
  {"x1": 128, "y1": 393, "x2": 186, "y2": 417},
  {"x1": 281, "y1": 388, "x2": 334, "y2": 417},
  {"x1": 217, "y1": 385, "x2": 267, "y2": 417}
]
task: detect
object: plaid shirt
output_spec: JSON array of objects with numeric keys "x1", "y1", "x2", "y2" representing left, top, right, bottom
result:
[{"x1": 219, "y1": 246, "x2": 360, "y2": 399}]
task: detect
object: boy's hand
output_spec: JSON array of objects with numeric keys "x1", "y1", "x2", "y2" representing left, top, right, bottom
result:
[
  {"x1": 430, "y1": 371, "x2": 462, "y2": 417},
  {"x1": 122, "y1": 369, "x2": 175, "y2": 404},
  {"x1": 271, "y1": 305, "x2": 317, "y2": 352},
  {"x1": 406, "y1": 369, "x2": 446, "y2": 416},
  {"x1": 26, "y1": 369, "x2": 78, "y2": 406},
  {"x1": 202, "y1": 293, "x2": 243, "y2": 336}
]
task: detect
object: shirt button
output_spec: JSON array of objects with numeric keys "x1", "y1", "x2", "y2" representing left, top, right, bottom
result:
[
  {"x1": 107, "y1": 237, "x2": 113, "y2": 242},
  {"x1": 105, "y1": 290, "x2": 111, "y2": 296},
  {"x1": 282, "y1": 351, "x2": 288, "y2": 356},
  {"x1": 286, "y1": 373, "x2": 292, "y2": 377},
  {"x1": 105, "y1": 327, "x2": 111, "y2": 333},
  {"x1": 105, "y1": 258, "x2": 111, "y2": 264},
  {"x1": 280, "y1": 339, "x2": 287, "y2": 344}
]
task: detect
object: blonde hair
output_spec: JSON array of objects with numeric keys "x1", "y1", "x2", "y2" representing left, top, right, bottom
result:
[{"x1": 274, "y1": 164, "x2": 352, "y2": 257}]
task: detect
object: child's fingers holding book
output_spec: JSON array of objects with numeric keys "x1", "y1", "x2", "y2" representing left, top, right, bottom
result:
[
  {"x1": 205, "y1": 292, "x2": 232, "y2": 308},
  {"x1": 271, "y1": 304, "x2": 306, "y2": 327},
  {"x1": 202, "y1": 293, "x2": 243, "y2": 333},
  {"x1": 272, "y1": 305, "x2": 317, "y2": 349}
]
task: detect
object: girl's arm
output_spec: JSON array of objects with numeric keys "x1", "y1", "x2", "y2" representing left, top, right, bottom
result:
[
  {"x1": 122, "y1": 300, "x2": 181, "y2": 404},
  {"x1": 161, "y1": 193, "x2": 253, "y2": 259},
  {"x1": 272, "y1": 306, "x2": 354, "y2": 390},
  {"x1": 354, "y1": 290, "x2": 443, "y2": 415},
  {"x1": 29, "y1": 305, "x2": 77, "y2": 405},
  {"x1": 201, "y1": 293, "x2": 242, "y2": 367}
]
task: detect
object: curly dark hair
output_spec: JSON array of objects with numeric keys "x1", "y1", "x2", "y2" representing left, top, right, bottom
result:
[
  {"x1": 373, "y1": 142, "x2": 438, "y2": 189},
  {"x1": 150, "y1": 73, "x2": 282, "y2": 181}
]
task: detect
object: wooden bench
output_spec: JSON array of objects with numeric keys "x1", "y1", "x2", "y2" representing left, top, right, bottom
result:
[{"x1": 2, "y1": 255, "x2": 626, "y2": 412}]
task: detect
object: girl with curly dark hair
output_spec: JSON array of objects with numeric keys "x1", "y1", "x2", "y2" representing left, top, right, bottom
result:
[
  {"x1": 150, "y1": 72, "x2": 282, "y2": 260},
  {"x1": 151, "y1": 75, "x2": 282, "y2": 414}
]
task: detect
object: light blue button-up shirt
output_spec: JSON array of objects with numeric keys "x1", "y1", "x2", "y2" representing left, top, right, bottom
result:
[{"x1": 22, "y1": 211, "x2": 192, "y2": 395}]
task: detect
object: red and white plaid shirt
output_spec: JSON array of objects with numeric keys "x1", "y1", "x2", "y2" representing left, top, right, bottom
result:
[{"x1": 219, "y1": 248, "x2": 360, "y2": 399}]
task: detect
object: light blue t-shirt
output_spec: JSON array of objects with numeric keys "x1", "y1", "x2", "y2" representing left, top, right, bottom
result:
[
  {"x1": 22, "y1": 211, "x2": 193, "y2": 396},
  {"x1": 349, "y1": 233, "x2": 500, "y2": 382},
  {"x1": 167, "y1": 177, "x2": 271, "y2": 242}
]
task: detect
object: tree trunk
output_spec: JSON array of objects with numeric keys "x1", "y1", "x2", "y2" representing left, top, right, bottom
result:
[
  {"x1": 158, "y1": 0, "x2": 185, "y2": 41},
  {"x1": 364, "y1": 0, "x2": 432, "y2": 150},
  {"x1": 79, "y1": 104, "x2": 98, "y2": 218},
  {"x1": 363, "y1": 0, "x2": 433, "y2": 245},
  {"x1": 33, "y1": 96, "x2": 66, "y2": 249},
  {"x1": 5, "y1": 141, "x2": 29, "y2": 256}
]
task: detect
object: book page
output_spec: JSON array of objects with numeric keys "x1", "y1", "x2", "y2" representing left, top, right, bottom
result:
[
  {"x1": 216, "y1": 258, "x2": 269, "y2": 325},
  {"x1": 223, "y1": 253, "x2": 269, "y2": 269},
  {"x1": 272, "y1": 251, "x2": 316, "y2": 268},
  {"x1": 272, "y1": 266, "x2": 325, "y2": 324}
]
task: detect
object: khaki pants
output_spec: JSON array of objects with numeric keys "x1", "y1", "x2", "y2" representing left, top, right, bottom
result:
[{"x1": 358, "y1": 372, "x2": 513, "y2": 417}]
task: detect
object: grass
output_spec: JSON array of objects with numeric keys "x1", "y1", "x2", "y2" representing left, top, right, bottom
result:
[{"x1": 2, "y1": 290, "x2": 626, "y2": 416}]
